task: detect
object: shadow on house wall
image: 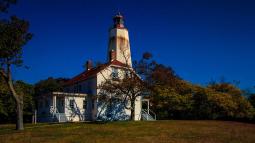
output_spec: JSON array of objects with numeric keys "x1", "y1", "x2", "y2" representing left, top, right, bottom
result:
[{"x1": 97, "y1": 99, "x2": 129, "y2": 121}]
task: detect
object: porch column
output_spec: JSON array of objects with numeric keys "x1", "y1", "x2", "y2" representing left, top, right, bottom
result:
[
  {"x1": 63, "y1": 97, "x2": 66, "y2": 114},
  {"x1": 147, "y1": 99, "x2": 149, "y2": 120},
  {"x1": 53, "y1": 95, "x2": 57, "y2": 113},
  {"x1": 147, "y1": 99, "x2": 150, "y2": 114}
]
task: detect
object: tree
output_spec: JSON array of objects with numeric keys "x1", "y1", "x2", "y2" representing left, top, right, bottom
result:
[
  {"x1": 0, "y1": 77, "x2": 35, "y2": 123},
  {"x1": 34, "y1": 77, "x2": 68, "y2": 95},
  {"x1": 0, "y1": 16, "x2": 32, "y2": 130},
  {"x1": 208, "y1": 82, "x2": 242, "y2": 97},
  {"x1": 135, "y1": 53, "x2": 196, "y2": 119},
  {"x1": 152, "y1": 84, "x2": 193, "y2": 119},
  {"x1": 98, "y1": 67, "x2": 147, "y2": 121},
  {"x1": 97, "y1": 49, "x2": 150, "y2": 121},
  {"x1": 207, "y1": 82, "x2": 254, "y2": 120},
  {"x1": 249, "y1": 93, "x2": 255, "y2": 108},
  {"x1": 34, "y1": 77, "x2": 68, "y2": 119},
  {"x1": 0, "y1": 76, "x2": 12, "y2": 119},
  {"x1": 15, "y1": 80, "x2": 35, "y2": 122},
  {"x1": 0, "y1": 0, "x2": 16, "y2": 13}
]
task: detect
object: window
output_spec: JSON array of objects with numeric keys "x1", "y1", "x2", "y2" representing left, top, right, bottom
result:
[
  {"x1": 83, "y1": 100, "x2": 87, "y2": 109},
  {"x1": 112, "y1": 67, "x2": 119, "y2": 79},
  {"x1": 87, "y1": 89, "x2": 92, "y2": 95},
  {"x1": 125, "y1": 70, "x2": 131, "y2": 78},
  {"x1": 65, "y1": 88, "x2": 69, "y2": 93},
  {"x1": 79, "y1": 85, "x2": 82, "y2": 92},
  {"x1": 70, "y1": 100, "x2": 75, "y2": 108},
  {"x1": 73, "y1": 86, "x2": 77, "y2": 93},
  {"x1": 73, "y1": 84, "x2": 81, "y2": 93}
]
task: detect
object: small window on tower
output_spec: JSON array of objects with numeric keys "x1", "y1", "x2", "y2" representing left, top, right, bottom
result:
[
  {"x1": 125, "y1": 70, "x2": 131, "y2": 78},
  {"x1": 112, "y1": 67, "x2": 119, "y2": 79}
]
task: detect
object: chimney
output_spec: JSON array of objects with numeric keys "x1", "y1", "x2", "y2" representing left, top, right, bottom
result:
[
  {"x1": 109, "y1": 50, "x2": 116, "y2": 62},
  {"x1": 86, "y1": 60, "x2": 93, "y2": 71}
]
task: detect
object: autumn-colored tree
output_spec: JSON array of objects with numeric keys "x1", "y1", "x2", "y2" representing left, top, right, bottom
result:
[
  {"x1": 152, "y1": 85, "x2": 193, "y2": 119},
  {"x1": 207, "y1": 82, "x2": 254, "y2": 120},
  {"x1": 133, "y1": 53, "x2": 193, "y2": 119},
  {"x1": 134, "y1": 53, "x2": 254, "y2": 121}
]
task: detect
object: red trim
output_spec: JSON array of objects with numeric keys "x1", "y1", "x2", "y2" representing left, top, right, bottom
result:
[
  {"x1": 64, "y1": 60, "x2": 129, "y2": 86},
  {"x1": 110, "y1": 60, "x2": 128, "y2": 67}
]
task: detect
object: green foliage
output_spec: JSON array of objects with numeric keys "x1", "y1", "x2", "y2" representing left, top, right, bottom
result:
[
  {"x1": 151, "y1": 85, "x2": 193, "y2": 119},
  {"x1": 191, "y1": 87, "x2": 212, "y2": 119},
  {"x1": 208, "y1": 92, "x2": 237, "y2": 119},
  {"x1": 0, "y1": 1, "x2": 33, "y2": 129},
  {"x1": 249, "y1": 94, "x2": 255, "y2": 108},
  {"x1": 208, "y1": 82, "x2": 242, "y2": 97},
  {"x1": 208, "y1": 82, "x2": 254, "y2": 120},
  {"x1": 233, "y1": 95, "x2": 254, "y2": 119},
  {"x1": 0, "y1": 16, "x2": 32, "y2": 66},
  {"x1": 0, "y1": 78, "x2": 35, "y2": 123},
  {"x1": 0, "y1": 77, "x2": 12, "y2": 117},
  {"x1": 0, "y1": 77, "x2": 69, "y2": 123},
  {"x1": 15, "y1": 81, "x2": 35, "y2": 117},
  {"x1": 137, "y1": 53, "x2": 255, "y2": 121},
  {"x1": 34, "y1": 77, "x2": 68, "y2": 96}
]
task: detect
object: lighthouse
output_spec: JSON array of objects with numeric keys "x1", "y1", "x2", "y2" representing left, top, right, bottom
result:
[{"x1": 108, "y1": 13, "x2": 132, "y2": 67}]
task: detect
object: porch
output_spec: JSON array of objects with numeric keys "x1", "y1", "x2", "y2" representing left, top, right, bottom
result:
[
  {"x1": 141, "y1": 99, "x2": 156, "y2": 121},
  {"x1": 38, "y1": 92, "x2": 88, "y2": 122}
]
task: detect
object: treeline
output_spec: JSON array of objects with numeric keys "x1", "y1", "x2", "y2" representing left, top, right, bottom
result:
[
  {"x1": 0, "y1": 78, "x2": 34, "y2": 123},
  {"x1": 0, "y1": 77, "x2": 68, "y2": 123},
  {"x1": 135, "y1": 53, "x2": 255, "y2": 121},
  {"x1": 1, "y1": 53, "x2": 255, "y2": 123}
]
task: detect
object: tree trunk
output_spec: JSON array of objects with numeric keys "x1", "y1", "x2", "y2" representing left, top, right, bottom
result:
[
  {"x1": 1, "y1": 65, "x2": 24, "y2": 130},
  {"x1": 130, "y1": 100, "x2": 135, "y2": 121},
  {"x1": 16, "y1": 98, "x2": 24, "y2": 130},
  {"x1": 7, "y1": 78, "x2": 24, "y2": 130}
]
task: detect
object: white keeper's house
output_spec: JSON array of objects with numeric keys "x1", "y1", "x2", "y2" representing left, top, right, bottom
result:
[{"x1": 37, "y1": 13, "x2": 156, "y2": 122}]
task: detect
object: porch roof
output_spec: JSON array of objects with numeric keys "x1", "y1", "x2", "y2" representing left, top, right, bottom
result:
[{"x1": 51, "y1": 92, "x2": 87, "y2": 97}]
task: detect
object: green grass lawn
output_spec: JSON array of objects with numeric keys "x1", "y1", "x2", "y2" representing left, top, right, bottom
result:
[{"x1": 0, "y1": 120, "x2": 255, "y2": 143}]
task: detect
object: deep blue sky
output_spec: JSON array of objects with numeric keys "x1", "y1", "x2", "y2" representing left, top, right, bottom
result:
[{"x1": 5, "y1": 0, "x2": 255, "y2": 89}]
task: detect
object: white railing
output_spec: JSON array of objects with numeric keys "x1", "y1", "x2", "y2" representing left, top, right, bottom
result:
[
  {"x1": 141, "y1": 109, "x2": 156, "y2": 121},
  {"x1": 50, "y1": 106, "x2": 67, "y2": 122},
  {"x1": 50, "y1": 106, "x2": 57, "y2": 114}
]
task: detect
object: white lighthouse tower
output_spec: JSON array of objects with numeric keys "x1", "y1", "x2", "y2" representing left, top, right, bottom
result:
[{"x1": 108, "y1": 13, "x2": 132, "y2": 67}]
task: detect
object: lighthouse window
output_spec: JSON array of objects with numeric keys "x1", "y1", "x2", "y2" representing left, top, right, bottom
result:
[
  {"x1": 112, "y1": 68, "x2": 119, "y2": 79},
  {"x1": 125, "y1": 70, "x2": 131, "y2": 78}
]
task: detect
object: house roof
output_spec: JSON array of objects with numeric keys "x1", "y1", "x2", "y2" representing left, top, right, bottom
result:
[
  {"x1": 37, "y1": 92, "x2": 87, "y2": 98},
  {"x1": 64, "y1": 60, "x2": 129, "y2": 86}
]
